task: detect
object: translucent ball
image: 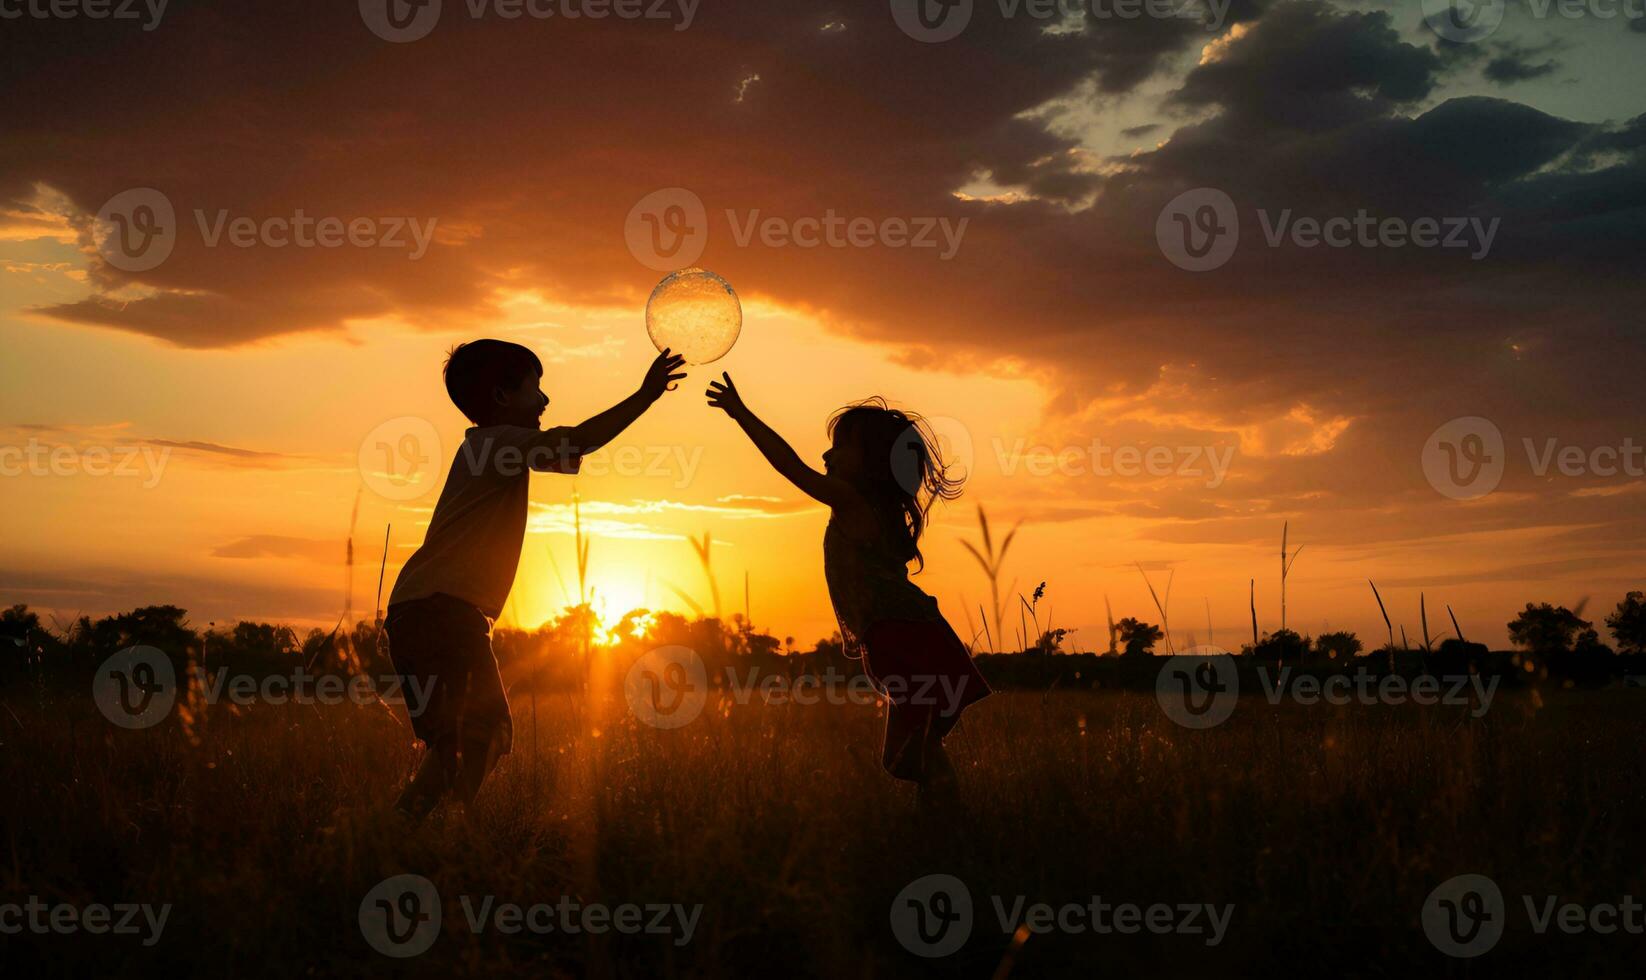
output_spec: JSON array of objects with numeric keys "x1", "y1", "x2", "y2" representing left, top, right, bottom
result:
[{"x1": 645, "y1": 268, "x2": 742, "y2": 365}]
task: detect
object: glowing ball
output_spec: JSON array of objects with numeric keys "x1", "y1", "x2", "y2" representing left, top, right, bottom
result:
[{"x1": 645, "y1": 268, "x2": 742, "y2": 365}]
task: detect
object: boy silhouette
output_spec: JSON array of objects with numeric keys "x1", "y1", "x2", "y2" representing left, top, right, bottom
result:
[{"x1": 385, "y1": 340, "x2": 685, "y2": 819}]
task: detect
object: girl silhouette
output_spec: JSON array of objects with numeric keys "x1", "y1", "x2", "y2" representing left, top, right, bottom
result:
[{"x1": 707, "y1": 375, "x2": 990, "y2": 797}]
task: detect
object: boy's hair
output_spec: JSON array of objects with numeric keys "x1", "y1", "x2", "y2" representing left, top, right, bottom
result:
[
  {"x1": 443, "y1": 340, "x2": 542, "y2": 424},
  {"x1": 827, "y1": 397, "x2": 964, "y2": 573}
]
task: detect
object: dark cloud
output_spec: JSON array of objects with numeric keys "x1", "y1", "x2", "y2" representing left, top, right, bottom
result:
[
  {"x1": 1081, "y1": 0, "x2": 1269, "y2": 93},
  {"x1": 1481, "y1": 37, "x2": 1565, "y2": 85},
  {"x1": 1171, "y1": 3, "x2": 1441, "y2": 130},
  {"x1": 1485, "y1": 54, "x2": 1558, "y2": 84}
]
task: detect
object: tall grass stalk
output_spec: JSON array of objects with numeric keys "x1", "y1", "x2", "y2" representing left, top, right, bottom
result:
[
  {"x1": 1135, "y1": 564, "x2": 1175, "y2": 655},
  {"x1": 959, "y1": 505, "x2": 1019, "y2": 654},
  {"x1": 1280, "y1": 522, "x2": 1303, "y2": 633}
]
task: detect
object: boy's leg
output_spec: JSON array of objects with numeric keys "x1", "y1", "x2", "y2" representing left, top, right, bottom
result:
[
  {"x1": 452, "y1": 639, "x2": 513, "y2": 807},
  {"x1": 387, "y1": 597, "x2": 475, "y2": 819}
]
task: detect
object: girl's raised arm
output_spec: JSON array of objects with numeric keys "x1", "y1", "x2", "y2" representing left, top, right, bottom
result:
[{"x1": 706, "y1": 373, "x2": 859, "y2": 509}]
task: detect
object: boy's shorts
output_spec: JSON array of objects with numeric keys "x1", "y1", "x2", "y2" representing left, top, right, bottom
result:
[{"x1": 384, "y1": 593, "x2": 513, "y2": 757}]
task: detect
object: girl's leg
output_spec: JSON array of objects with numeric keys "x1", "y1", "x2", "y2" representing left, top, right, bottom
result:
[
  {"x1": 882, "y1": 700, "x2": 930, "y2": 782},
  {"x1": 914, "y1": 737, "x2": 959, "y2": 809}
]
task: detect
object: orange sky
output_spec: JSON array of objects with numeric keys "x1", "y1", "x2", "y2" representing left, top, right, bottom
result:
[{"x1": 3, "y1": 1, "x2": 1644, "y2": 648}]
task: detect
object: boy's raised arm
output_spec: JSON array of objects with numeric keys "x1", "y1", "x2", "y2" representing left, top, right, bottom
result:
[
  {"x1": 535, "y1": 350, "x2": 685, "y2": 467},
  {"x1": 706, "y1": 372, "x2": 860, "y2": 510}
]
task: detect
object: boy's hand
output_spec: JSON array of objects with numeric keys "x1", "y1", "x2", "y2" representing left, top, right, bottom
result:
[
  {"x1": 641, "y1": 349, "x2": 688, "y2": 402},
  {"x1": 705, "y1": 372, "x2": 748, "y2": 419}
]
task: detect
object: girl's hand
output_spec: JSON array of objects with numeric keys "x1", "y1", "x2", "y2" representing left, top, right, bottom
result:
[
  {"x1": 706, "y1": 372, "x2": 748, "y2": 419},
  {"x1": 641, "y1": 349, "x2": 688, "y2": 401}
]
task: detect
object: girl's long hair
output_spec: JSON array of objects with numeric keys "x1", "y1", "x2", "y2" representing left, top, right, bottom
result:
[{"x1": 827, "y1": 397, "x2": 965, "y2": 572}]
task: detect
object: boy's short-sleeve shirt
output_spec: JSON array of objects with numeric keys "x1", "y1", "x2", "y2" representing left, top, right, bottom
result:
[{"x1": 387, "y1": 425, "x2": 581, "y2": 619}]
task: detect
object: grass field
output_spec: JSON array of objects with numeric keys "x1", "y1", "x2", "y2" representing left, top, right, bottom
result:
[{"x1": 4, "y1": 682, "x2": 1646, "y2": 977}]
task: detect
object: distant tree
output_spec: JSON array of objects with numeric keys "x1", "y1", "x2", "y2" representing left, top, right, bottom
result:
[
  {"x1": 1435, "y1": 637, "x2": 1488, "y2": 660},
  {"x1": 1573, "y1": 628, "x2": 1613, "y2": 657},
  {"x1": 1507, "y1": 603, "x2": 1591, "y2": 655},
  {"x1": 1116, "y1": 618, "x2": 1162, "y2": 657},
  {"x1": 1, "y1": 603, "x2": 41, "y2": 642},
  {"x1": 608, "y1": 609, "x2": 654, "y2": 646},
  {"x1": 1313, "y1": 631, "x2": 1362, "y2": 662},
  {"x1": 1250, "y1": 628, "x2": 1307, "y2": 663},
  {"x1": 1430, "y1": 637, "x2": 1489, "y2": 676},
  {"x1": 1606, "y1": 592, "x2": 1646, "y2": 654},
  {"x1": 1, "y1": 604, "x2": 53, "y2": 680}
]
